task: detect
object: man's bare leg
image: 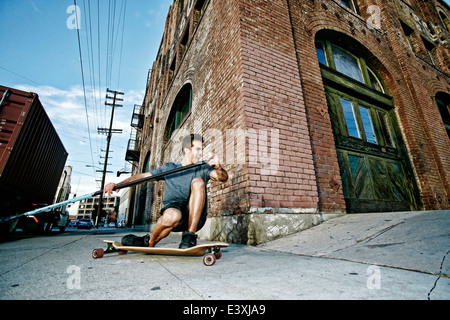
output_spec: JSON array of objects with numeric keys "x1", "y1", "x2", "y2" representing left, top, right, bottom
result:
[
  {"x1": 148, "y1": 208, "x2": 181, "y2": 247},
  {"x1": 149, "y1": 178, "x2": 205, "y2": 247},
  {"x1": 188, "y1": 177, "x2": 206, "y2": 233}
]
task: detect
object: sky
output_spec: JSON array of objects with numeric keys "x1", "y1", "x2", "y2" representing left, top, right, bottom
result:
[{"x1": 0, "y1": 0, "x2": 173, "y2": 200}]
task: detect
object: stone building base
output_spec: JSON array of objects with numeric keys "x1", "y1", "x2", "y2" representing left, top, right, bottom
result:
[{"x1": 197, "y1": 211, "x2": 343, "y2": 245}]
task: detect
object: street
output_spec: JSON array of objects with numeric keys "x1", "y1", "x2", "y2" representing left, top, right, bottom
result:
[{"x1": 0, "y1": 210, "x2": 449, "y2": 302}]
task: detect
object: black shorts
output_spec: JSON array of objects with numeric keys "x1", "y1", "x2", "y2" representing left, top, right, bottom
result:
[{"x1": 160, "y1": 201, "x2": 208, "y2": 233}]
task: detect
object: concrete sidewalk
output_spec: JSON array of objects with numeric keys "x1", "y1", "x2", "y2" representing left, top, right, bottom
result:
[
  {"x1": 259, "y1": 210, "x2": 450, "y2": 299},
  {"x1": 260, "y1": 210, "x2": 450, "y2": 275},
  {"x1": 0, "y1": 210, "x2": 449, "y2": 300}
]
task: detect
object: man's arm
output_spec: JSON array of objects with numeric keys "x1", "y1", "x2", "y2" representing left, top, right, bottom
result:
[
  {"x1": 211, "y1": 166, "x2": 228, "y2": 182},
  {"x1": 207, "y1": 153, "x2": 228, "y2": 182},
  {"x1": 103, "y1": 172, "x2": 152, "y2": 196}
]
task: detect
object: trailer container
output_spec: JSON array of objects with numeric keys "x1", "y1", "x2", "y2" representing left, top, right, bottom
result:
[{"x1": 0, "y1": 86, "x2": 68, "y2": 234}]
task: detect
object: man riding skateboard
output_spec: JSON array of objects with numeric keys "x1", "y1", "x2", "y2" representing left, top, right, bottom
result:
[{"x1": 104, "y1": 134, "x2": 228, "y2": 249}]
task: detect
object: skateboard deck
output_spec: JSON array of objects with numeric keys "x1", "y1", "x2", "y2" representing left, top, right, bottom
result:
[{"x1": 92, "y1": 240, "x2": 229, "y2": 266}]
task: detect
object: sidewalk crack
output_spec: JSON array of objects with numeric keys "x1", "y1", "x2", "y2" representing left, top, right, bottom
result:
[{"x1": 428, "y1": 249, "x2": 450, "y2": 300}]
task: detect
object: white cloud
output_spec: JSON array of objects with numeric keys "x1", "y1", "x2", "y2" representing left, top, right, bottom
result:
[
  {"x1": 29, "y1": 0, "x2": 41, "y2": 14},
  {"x1": 15, "y1": 84, "x2": 141, "y2": 197}
]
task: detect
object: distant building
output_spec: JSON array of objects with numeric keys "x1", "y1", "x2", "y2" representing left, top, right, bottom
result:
[
  {"x1": 118, "y1": 188, "x2": 130, "y2": 225},
  {"x1": 54, "y1": 165, "x2": 72, "y2": 210},
  {"x1": 76, "y1": 196, "x2": 120, "y2": 220}
]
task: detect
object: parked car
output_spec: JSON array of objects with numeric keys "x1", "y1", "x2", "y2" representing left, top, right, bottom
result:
[
  {"x1": 68, "y1": 220, "x2": 77, "y2": 228},
  {"x1": 77, "y1": 219, "x2": 94, "y2": 229}
]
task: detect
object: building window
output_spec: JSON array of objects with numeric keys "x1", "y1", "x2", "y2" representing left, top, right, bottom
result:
[
  {"x1": 439, "y1": 11, "x2": 450, "y2": 32},
  {"x1": 367, "y1": 68, "x2": 385, "y2": 93},
  {"x1": 436, "y1": 93, "x2": 450, "y2": 139},
  {"x1": 377, "y1": 110, "x2": 395, "y2": 147},
  {"x1": 331, "y1": 45, "x2": 364, "y2": 83},
  {"x1": 167, "y1": 84, "x2": 192, "y2": 138},
  {"x1": 335, "y1": 94, "x2": 388, "y2": 146},
  {"x1": 340, "y1": 98, "x2": 361, "y2": 139},
  {"x1": 421, "y1": 36, "x2": 436, "y2": 65},
  {"x1": 316, "y1": 41, "x2": 386, "y2": 94},
  {"x1": 179, "y1": 25, "x2": 190, "y2": 57},
  {"x1": 359, "y1": 105, "x2": 377, "y2": 144},
  {"x1": 193, "y1": 0, "x2": 208, "y2": 30},
  {"x1": 316, "y1": 41, "x2": 328, "y2": 66},
  {"x1": 340, "y1": 0, "x2": 358, "y2": 13},
  {"x1": 195, "y1": 0, "x2": 207, "y2": 16},
  {"x1": 400, "y1": 20, "x2": 417, "y2": 53}
]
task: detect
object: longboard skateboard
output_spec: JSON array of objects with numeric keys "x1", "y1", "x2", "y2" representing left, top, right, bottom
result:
[{"x1": 92, "y1": 240, "x2": 229, "y2": 266}]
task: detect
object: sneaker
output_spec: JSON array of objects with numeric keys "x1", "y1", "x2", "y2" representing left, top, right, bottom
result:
[
  {"x1": 121, "y1": 234, "x2": 150, "y2": 247},
  {"x1": 179, "y1": 231, "x2": 198, "y2": 249}
]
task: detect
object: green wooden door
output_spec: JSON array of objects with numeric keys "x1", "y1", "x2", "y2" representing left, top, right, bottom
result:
[
  {"x1": 326, "y1": 87, "x2": 420, "y2": 213},
  {"x1": 315, "y1": 38, "x2": 421, "y2": 213}
]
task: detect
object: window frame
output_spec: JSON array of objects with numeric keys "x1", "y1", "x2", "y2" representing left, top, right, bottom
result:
[
  {"x1": 436, "y1": 95, "x2": 450, "y2": 139},
  {"x1": 166, "y1": 84, "x2": 193, "y2": 139},
  {"x1": 367, "y1": 67, "x2": 385, "y2": 93},
  {"x1": 325, "y1": 86, "x2": 399, "y2": 154},
  {"x1": 339, "y1": 0, "x2": 359, "y2": 14},
  {"x1": 331, "y1": 44, "x2": 365, "y2": 84},
  {"x1": 316, "y1": 40, "x2": 388, "y2": 95}
]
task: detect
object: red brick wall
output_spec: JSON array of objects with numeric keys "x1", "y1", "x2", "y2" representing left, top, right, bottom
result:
[{"x1": 239, "y1": 0, "x2": 319, "y2": 211}]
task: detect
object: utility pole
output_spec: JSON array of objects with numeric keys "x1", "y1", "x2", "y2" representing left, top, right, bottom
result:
[{"x1": 95, "y1": 88, "x2": 124, "y2": 229}]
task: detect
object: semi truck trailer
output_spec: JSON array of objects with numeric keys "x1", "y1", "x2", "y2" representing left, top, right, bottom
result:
[{"x1": 0, "y1": 86, "x2": 68, "y2": 235}]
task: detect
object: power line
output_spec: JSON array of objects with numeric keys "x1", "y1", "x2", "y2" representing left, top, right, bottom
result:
[
  {"x1": 83, "y1": 0, "x2": 103, "y2": 166},
  {"x1": 0, "y1": 66, "x2": 43, "y2": 86},
  {"x1": 72, "y1": 0, "x2": 128, "y2": 189},
  {"x1": 74, "y1": 0, "x2": 97, "y2": 180},
  {"x1": 116, "y1": 0, "x2": 127, "y2": 89},
  {"x1": 97, "y1": 0, "x2": 103, "y2": 130}
]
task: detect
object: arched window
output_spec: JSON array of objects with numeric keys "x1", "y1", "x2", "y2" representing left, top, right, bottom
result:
[
  {"x1": 439, "y1": 11, "x2": 450, "y2": 32},
  {"x1": 135, "y1": 152, "x2": 151, "y2": 225},
  {"x1": 167, "y1": 83, "x2": 192, "y2": 138},
  {"x1": 340, "y1": 0, "x2": 359, "y2": 13},
  {"x1": 436, "y1": 92, "x2": 450, "y2": 139},
  {"x1": 331, "y1": 45, "x2": 364, "y2": 83},
  {"x1": 316, "y1": 40, "x2": 390, "y2": 146},
  {"x1": 315, "y1": 40, "x2": 385, "y2": 93}
]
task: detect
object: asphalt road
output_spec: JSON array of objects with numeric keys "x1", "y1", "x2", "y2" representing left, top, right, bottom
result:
[{"x1": 0, "y1": 210, "x2": 449, "y2": 303}]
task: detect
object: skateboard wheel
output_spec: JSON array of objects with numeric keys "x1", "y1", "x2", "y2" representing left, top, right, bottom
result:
[
  {"x1": 118, "y1": 250, "x2": 128, "y2": 255},
  {"x1": 203, "y1": 253, "x2": 216, "y2": 266},
  {"x1": 215, "y1": 250, "x2": 222, "y2": 260},
  {"x1": 92, "y1": 248, "x2": 104, "y2": 259}
]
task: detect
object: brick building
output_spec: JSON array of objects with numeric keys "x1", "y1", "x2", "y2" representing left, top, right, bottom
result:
[{"x1": 126, "y1": 0, "x2": 450, "y2": 244}]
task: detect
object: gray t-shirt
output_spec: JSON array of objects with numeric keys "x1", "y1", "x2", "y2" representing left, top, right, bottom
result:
[{"x1": 150, "y1": 162, "x2": 215, "y2": 207}]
